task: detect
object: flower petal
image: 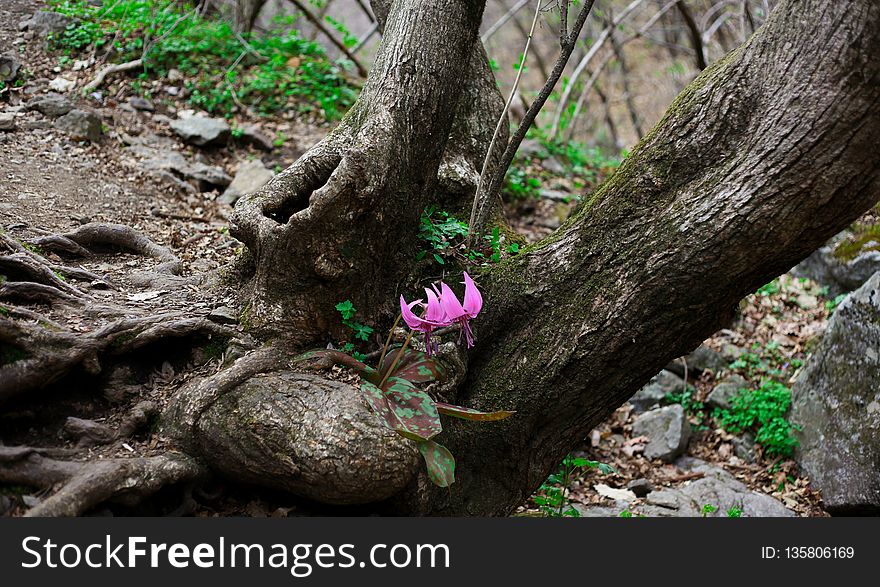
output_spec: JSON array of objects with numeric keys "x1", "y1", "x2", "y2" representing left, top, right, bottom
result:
[
  {"x1": 462, "y1": 272, "x2": 482, "y2": 318},
  {"x1": 424, "y1": 288, "x2": 447, "y2": 324},
  {"x1": 400, "y1": 295, "x2": 426, "y2": 331},
  {"x1": 440, "y1": 282, "x2": 466, "y2": 320}
]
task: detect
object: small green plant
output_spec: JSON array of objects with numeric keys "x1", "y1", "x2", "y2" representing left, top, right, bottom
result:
[
  {"x1": 416, "y1": 207, "x2": 468, "y2": 265},
  {"x1": 619, "y1": 509, "x2": 633, "y2": 518},
  {"x1": 334, "y1": 300, "x2": 373, "y2": 360},
  {"x1": 533, "y1": 455, "x2": 616, "y2": 517},
  {"x1": 701, "y1": 503, "x2": 718, "y2": 517},
  {"x1": 755, "y1": 279, "x2": 781, "y2": 296},
  {"x1": 665, "y1": 386, "x2": 708, "y2": 428},
  {"x1": 715, "y1": 380, "x2": 800, "y2": 458},
  {"x1": 502, "y1": 167, "x2": 542, "y2": 200},
  {"x1": 824, "y1": 293, "x2": 847, "y2": 313},
  {"x1": 45, "y1": 0, "x2": 357, "y2": 120},
  {"x1": 726, "y1": 506, "x2": 743, "y2": 518}
]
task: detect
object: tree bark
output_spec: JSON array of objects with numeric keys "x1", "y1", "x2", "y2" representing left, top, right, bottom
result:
[
  {"x1": 230, "y1": 0, "x2": 503, "y2": 341},
  {"x1": 233, "y1": 0, "x2": 267, "y2": 33},
  {"x1": 395, "y1": 0, "x2": 880, "y2": 515}
]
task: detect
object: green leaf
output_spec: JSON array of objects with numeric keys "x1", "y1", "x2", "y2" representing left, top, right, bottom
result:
[
  {"x1": 359, "y1": 378, "x2": 443, "y2": 442},
  {"x1": 379, "y1": 347, "x2": 448, "y2": 384},
  {"x1": 433, "y1": 253, "x2": 445, "y2": 265},
  {"x1": 417, "y1": 440, "x2": 455, "y2": 487},
  {"x1": 434, "y1": 402, "x2": 514, "y2": 421},
  {"x1": 334, "y1": 299, "x2": 356, "y2": 320}
]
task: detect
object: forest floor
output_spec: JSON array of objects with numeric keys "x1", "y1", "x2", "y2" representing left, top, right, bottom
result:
[{"x1": 1, "y1": 0, "x2": 832, "y2": 517}]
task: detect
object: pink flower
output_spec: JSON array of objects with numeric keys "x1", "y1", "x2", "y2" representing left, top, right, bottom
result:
[
  {"x1": 400, "y1": 288, "x2": 447, "y2": 355},
  {"x1": 399, "y1": 272, "x2": 483, "y2": 353},
  {"x1": 439, "y1": 272, "x2": 482, "y2": 348}
]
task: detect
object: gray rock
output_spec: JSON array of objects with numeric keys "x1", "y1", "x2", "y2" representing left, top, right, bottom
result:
[
  {"x1": 238, "y1": 123, "x2": 274, "y2": 151},
  {"x1": 170, "y1": 115, "x2": 230, "y2": 147},
  {"x1": 128, "y1": 96, "x2": 154, "y2": 111},
  {"x1": 732, "y1": 432, "x2": 757, "y2": 463},
  {"x1": 0, "y1": 53, "x2": 21, "y2": 82},
  {"x1": 632, "y1": 404, "x2": 691, "y2": 462},
  {"x1": 792, "y1": 272, "x2": 880, "y2": 514},
  {"x1": 626, "y1": 478, "x2": 654, "y2": 497},
  {"x1": 220, "y1": 160, "x2": 275, "y2": 205},
  {"x1": 0, "y1": 113, "x2": 15, "y2": 132},
  {"x1": 720, "y1": 343, "x2": 746, "y2": 363},
  {"x1": 517, "y1": 139, "x2": 546, "y2": 158},
  {"x1": 543, "y1": 156, "x2": 566, "y2": 174},
  {"x1": 26, "y1": 93, "x2": 74, "y2": 117},
  {"x1": 575, "y1": 458, "x2": 793, "y2": 517},
  {"x1": 793, "y1": 231, "x2": 880, "y2": 296},
  {"x1": 48, "y1": 76, "x2": 75, "y2": 92},
  {"x1": 208, "y1": 306, "x2": 238, "y2": 324},
  {"x1": 706, "y1": 374, "x2": 749, "y2": 411},
  {"x1": 129, "y1": 143, "x2": 231, "y2": 190},
  {"x1": 55, "y1": 109, "x2": 102, "y2": 141},
  {"x1": 20, "y1": 11, "x2": 75, "y2": 36},
  {"x1": 630, "y1": 370, "x2": 686, "y2": 413},
  {"x1": 685, "y1": 344, "x2": 727, "y2": 374}
]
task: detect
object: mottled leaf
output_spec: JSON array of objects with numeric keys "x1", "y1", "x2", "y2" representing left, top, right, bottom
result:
[
  {"x1": 417, "y1": 440, "x2": 455, "y2": 487},
  {"x1": 379, "y1": 347, "x2": 447, "y2": 384},
  {"x1": 434, "y1": 402, "x2": 515, "y2": 421},
  {"x1": 383, "y1": 377, "x2": 443, "y2": 441},
  {"x1": 359, "y1": 378, "x2": 443, "y2": 441}
]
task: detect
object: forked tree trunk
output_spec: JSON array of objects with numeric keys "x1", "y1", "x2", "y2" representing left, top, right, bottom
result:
[
  {"x1": 392, "y1": 0, "x2": 880, "y2": 514},
  {"x1": 230, "y1": 0, "x2": 504, "y2": 342}
]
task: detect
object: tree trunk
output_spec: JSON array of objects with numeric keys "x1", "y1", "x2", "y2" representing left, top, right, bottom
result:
[
  {"x1": 394, "y1": 0, "x2": 880, "y2": 515},
  {"x1": 233, "y1": 0, "x2": 267, "y2": 33},
  {"x1": 230, "y1": 0, "x2": 504, "y2": 342}
]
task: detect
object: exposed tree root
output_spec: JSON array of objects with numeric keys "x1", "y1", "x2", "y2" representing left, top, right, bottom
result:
[{"x1": 0, "y1": 446, "x2": 208, "y2": 517}]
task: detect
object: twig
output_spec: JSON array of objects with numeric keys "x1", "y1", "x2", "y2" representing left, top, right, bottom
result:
[
  {"x1": 286, "y1": 0, "x2": 368, "y2": 77},
  {"x1": 468, "y1": 0, "x2": 544, "y2": 233},
  {"x1": 83, "y1": 58, "x2": 143, "y2": 93},
  {"x1": 481, "y1": 0, "x2": 531, "y2": 43},
  {"x1": 548, "y1": 0, "x2": 647, "y2": 139},
  {"x1": 468, "y1": 1, "x2": 598, "y2": 243},
  {"x1": 676, "y1": 1, "x2": 707, "y2": 70}
]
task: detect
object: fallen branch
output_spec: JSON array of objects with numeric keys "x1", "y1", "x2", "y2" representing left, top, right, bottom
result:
[{"x1": 83, "y1": 58, "x2": 143, "y2": 93}]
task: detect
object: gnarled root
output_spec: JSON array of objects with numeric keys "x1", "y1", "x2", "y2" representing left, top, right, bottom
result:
[
  {"x1": 0, "y1": 447, "x2": 207, "y2": 517},
  {"x1": 160, "y1": 348, "x2": 421, "y2": 505}
]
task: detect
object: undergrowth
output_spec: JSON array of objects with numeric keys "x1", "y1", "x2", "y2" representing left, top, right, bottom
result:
[{"x1": 46, "y1": 0, "x2": 357, "y2": 119}]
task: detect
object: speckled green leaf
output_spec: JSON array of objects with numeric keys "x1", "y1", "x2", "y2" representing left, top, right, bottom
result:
[
  {"x1": 435, "y1": 402, "x2": 515, "y2": 421},
  {"x1": 360, "y1": 381, "x2": 400, "y2": 432},
  {"x1": 379, "y1": 347, "x2": 447, "y2": 384},
  {"x1": 383, "y1": 376, "x2": 442, "y2": 441},
  {"x1": 359, "y1": 378, "x2": 443, "y2": 441},
  {"x1": 417, "y1": 440, "x2": 455, "y2": 487}
]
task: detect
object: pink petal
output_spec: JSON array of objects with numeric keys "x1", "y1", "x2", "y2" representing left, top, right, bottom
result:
[
  {"x1": 440, "y1": 282, "x2": 466, "y2": 320},
  {"x1": 462, "y1": 272, "x2": 482, "y2": 318},
  {"x1": 424, "y1": 288, "x2": 447, "y2": 324},
  {"x1": 400, "y1": 295, "x2": 425, "y2": 331}
]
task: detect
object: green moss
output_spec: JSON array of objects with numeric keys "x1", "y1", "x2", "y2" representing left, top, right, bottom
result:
[{"x1": 833, "y1": 222, "x2": 880, "y2": 262}]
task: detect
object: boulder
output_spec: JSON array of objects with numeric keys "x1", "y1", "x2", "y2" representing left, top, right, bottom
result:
[
  {"x1": 0, "y1": 54, "x2": 21, "y2": 83},
  {"x1": 26, "y1": 93, "x2": 74, "y2": 117},
  {"x1": 630, "y1": 370, "x2": 686, "y2": 413},
  {"x1": 792, "y1": 272, "x2": 880, "y2": 514},
  {"x1": 237, "y1": 123, "x2": 274, "y2": 151},
  {"x1": 706, "y1": 374, "x2": 749, "y2": 411},
  {"x1": 632, "y1": 404, "x2": 691, "y2": 462},
  {"x1": 129, "y1": 143, "x2": 231, "y2": 190},
  {"x1": 794, "y1": 231, "x2": 880, "y2": 296},
  {"x1": 128, "y1": 96, "x2": 155, "y2": 111},
  {"x1": 0, "y1": 113, "x2": 15, "y2": 132},
  {"x1": 54, "y1": 109, "x2": 101, "y2": 142},
  {"x1": 576, "y1": 458, "x2": 793, "y2": 517},
  {"x1": 219, "y1": 160, "x2": 275, "y2": 205},
  {"x1": 48, "y1": 76, "x2": 75, "y2": 93},
  {"x1": 19, "y1": 11, "x2": 75, "y2": 36},
  {"x1": 170, "y1": 115, "x2": 230, "y2": 147}
]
